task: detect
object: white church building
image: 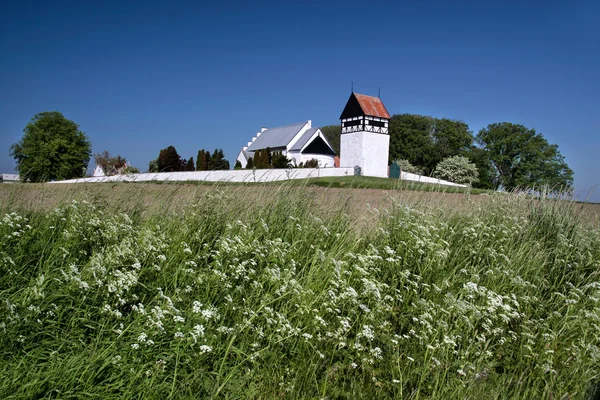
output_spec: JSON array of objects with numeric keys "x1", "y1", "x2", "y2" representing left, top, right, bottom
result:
[
  {"x1": 236, "y1": 120, "x2": 336, "y2": 168},
  {"x1": 236, "y1": 92, "x2": 391, "y2": 177}
]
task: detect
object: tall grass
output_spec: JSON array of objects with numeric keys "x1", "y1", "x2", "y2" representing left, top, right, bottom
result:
[{"x1": 0, "y1": 184, "x2": 599, "y2": 399}]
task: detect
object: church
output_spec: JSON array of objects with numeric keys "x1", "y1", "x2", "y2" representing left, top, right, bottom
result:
[{"x1": 237, "y1": 92, "x2": 390, "y2": 177}]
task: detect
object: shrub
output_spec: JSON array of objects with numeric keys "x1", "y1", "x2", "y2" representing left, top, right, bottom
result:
[
  {"x1": 393, "y1": 159, "x2": 424, "y2": 175},
  {"x1": 304, "y1": 158, "x2": 319, "y2": 168},
  {"x1": 122, "y1": 166, "x2": 140, "y2": 174},
  {"x1": 433, "y1": 155, "x2": 479, "y2": 185}
]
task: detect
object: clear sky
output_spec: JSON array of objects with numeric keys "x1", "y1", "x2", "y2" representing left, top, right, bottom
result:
[{"x1": 1, "y1": 0, "x2": 598, "y2": 201}]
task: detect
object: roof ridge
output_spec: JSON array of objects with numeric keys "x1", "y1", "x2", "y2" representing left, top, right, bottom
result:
[{"x1": 263, "y1": 121, "x2": 308, "y2": 131}]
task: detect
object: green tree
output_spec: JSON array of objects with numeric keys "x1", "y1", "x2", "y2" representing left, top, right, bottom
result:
[
  {"x1": 320, "y1": 125, "x2": 340, "y2": 155},
  {"x1": 148, "y1": 159, "x2": 158, "y2": 172},
  {"x1": 476, "y1": 123, "x2": 573, "y2": 191},
  {"x1": 157, "y1": 146, "x2": 182, "y2": 172},
  {"x1": 433, "y1": 155, "x2": 479, "y2": 185},
  {"x1": 272, "y1": 151, "x2": 291, "y2": 169},
  {"x1": 234, "y1": 160, "x2": 242, "y2": 169},
  {"x1": 388, "y1": 114, "x2": 436, "y2": 174},
  {"x1": 185, "y1": 157, "x2": 195, "y2": 171},
  {"x1": 431, "y1": 119, "x2": 473, "y2": 162},
  {"x1": 196, "y1": 150, "x2": 207, "y2": 171},
  {"x1": 9, "y1": 112, "x2": 91, "y2": 182},
  {"x1": 208, "y1": 149, "x2": 229, "y2": 170},
  {"x1": 461, "y1": 146, "x2": 496, "y2": 190},
  {"x1": 389, "y1": 114, "x2": 473, "y2": 175},
  {"x1": 253, "y1": 148, "x2": 272, "y2": 169}
]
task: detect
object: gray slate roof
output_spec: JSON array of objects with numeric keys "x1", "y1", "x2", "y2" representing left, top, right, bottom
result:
[
  {"x1": 289, "y1": 128, "x2": 318, "y2": 151},
  {"x1": 246, "y1": 122, "x2": 307, "y2": 152}
]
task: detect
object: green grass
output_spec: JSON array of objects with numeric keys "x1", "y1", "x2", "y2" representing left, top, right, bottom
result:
[
  {"x1": 0, "y1": 185, "x2": 599, "y2": 399},
  {"x1": 287, "y1": 175, "x2": 489, "y2": 194},
  {"x1": 81, "y1": 174, "x2": 490, "y2": 195}
]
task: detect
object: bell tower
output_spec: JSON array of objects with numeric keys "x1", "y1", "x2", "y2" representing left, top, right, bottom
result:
[{"x1": 339, "y1": 92, "x2": 391, "y2": 177}]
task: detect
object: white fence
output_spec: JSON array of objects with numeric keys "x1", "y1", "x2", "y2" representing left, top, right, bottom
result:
[{"x1": 52, "y1": 168, "x2": 466, "y2": 187}]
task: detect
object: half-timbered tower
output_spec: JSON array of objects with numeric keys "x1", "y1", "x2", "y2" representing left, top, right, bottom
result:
[{"x1": 339, "y1": 92, "x2": 391, "y2": 177}]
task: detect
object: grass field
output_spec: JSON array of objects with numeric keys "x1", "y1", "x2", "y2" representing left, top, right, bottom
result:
[{"x1": 1, "y1": 182, "x2": 599, "y2": 399}]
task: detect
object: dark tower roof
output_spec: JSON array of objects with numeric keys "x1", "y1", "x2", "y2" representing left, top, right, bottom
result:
[{"x1": 340, "y1": 92, "x2": 391, "y2": 120}]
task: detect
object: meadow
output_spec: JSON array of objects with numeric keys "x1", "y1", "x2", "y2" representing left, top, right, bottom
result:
[{"x1": 1, "y1": 183, "x2": 599, "y2": 399}]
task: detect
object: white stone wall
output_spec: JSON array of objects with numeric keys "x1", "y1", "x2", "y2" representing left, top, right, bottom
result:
[
  {"x1": 54, "y1": 168, "x2": 355, "y2": 184},
  {"x1": 52, "y1": 168, "x2": 465, "y2": 187}
]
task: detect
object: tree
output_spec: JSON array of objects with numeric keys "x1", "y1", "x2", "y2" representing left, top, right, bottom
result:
[
  {"x1": 476, "y1": 123, "x2": 573, "y2": 191},
  {"x1": 9, "y1": 112, "x2": 91, "y2": 182},
  {"x1": 388, "y1": 114, "x2": 437, "y2": 174},
  {"x1": 196, "y1": 149, "x2": 211, "y2": 171},
  {"x1": 461, "y1": 146, "x2": 496, "y2": 190},
  {"x1": 389, "y1": 114, "x2": 474, "y2": 175},
  {"x1": 196, "y1": 150, "x2": 206, "y2": 171},
  {"x1": 246, "y1": 157, "x2": 253, "y2": 169},
  {"x1": 94, "y1": 150, "x2": 127, "y2": 176},
  {"x1": 186, "y1": 157, "x2": 195, "y2": 171},
  {"x1": 253, "y1": 148, "x2": 271, "y2": 169},
  {"x1": 272, "y1": 151, "x2": 291, "y2": 169},
  {"x1": 234, "y1": 160, "x2": 242, "y2": 169},
  {"x1": 157, "y1": 146, "x2": 182, "y2": 172},
  {"x1": 433, "y1": 156, "x2": 479, "y2": 185},
  {"x1": 431, "y1": 119, "x2": 473, "y2": 162},
  {"x1": 208, "y1": 149, "x2": 229, "y2": 170},
  {"x1": 320, "y1": 125, "x2": 340, "y2": 155},
  {"x1": 148, "y1": 159, "x2": 158, "y2": 172}
]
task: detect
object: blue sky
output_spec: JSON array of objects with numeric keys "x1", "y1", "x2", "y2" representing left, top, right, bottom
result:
[{"x1": 1, "y1": 0, "x2": 598, "y2": 201}]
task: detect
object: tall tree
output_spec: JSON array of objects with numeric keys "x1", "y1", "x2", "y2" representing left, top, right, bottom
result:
[
  {"x1": 9, "y1": 112, "x2": 91, "y2": 182},
  {"x1": 388, "y1": 114, "x2": 436, "y2": 174},
  {"x1": 320, "y1": 125, "x2": 341, "y2": 155},
  {"x1": 186, "y1": 157, "x2": 195, "y2": 171},
  {"x1": 476, "y1": 123, "x2": 573, "y2": 191},
  {"x1": 389, "y1": 114, "x2": 474, "y2": 175},
  {"x1": 148, "y1": 159, "x2": 158, "y2": 173},
  {"x1": 461, "y1": 146, "x2": 496, "y2": 189},
  {"x1": 431, "y1": 119, "x2": 473, "y2": 161},
  {"x1": 208, "y1": 149, "x2": 229, "y2": 170},
  {"x1": 196, "y1": 150, "x2": 206, "y2": 171},
  {"x1": 157, "y1": 146, "x2": 182, "y2": 172}
]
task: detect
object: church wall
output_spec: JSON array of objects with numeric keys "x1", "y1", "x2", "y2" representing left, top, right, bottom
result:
[
  {"x1": 360, "y1": 133, "x2": 390, "y2": 178},
  {"x1": 339, "y1": 131, "x2": 363, "y2": 169},
  {"x1": 300, "y1": 153, "x2": 335, "y2": 168}
]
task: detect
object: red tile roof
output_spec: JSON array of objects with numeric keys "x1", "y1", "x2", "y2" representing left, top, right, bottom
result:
[{"x1": 354, "y1": 93, "x2": 391, "y2": 119}]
